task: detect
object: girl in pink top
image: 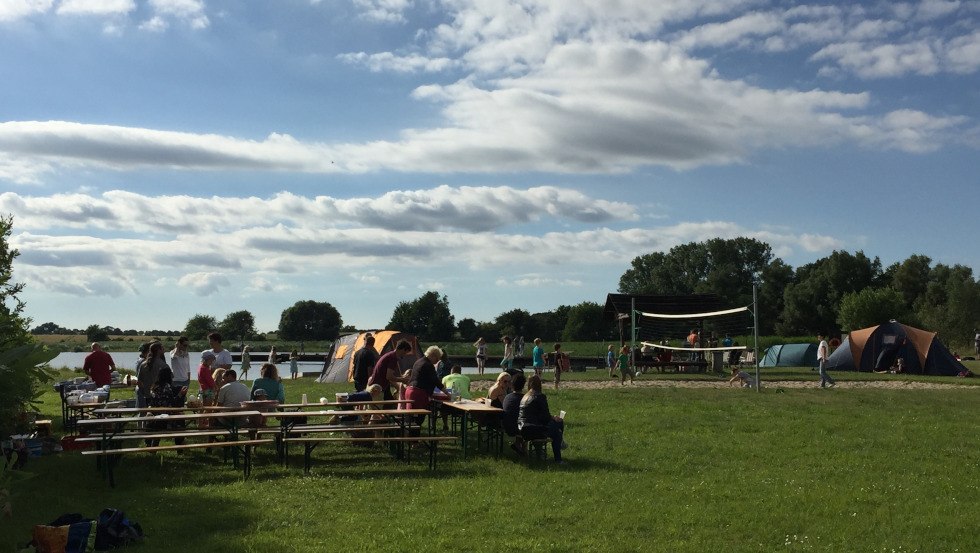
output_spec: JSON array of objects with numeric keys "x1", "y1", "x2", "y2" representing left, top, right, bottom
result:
[{"x1": 197, "y1": 351, "x2": 217, "y2": 406}]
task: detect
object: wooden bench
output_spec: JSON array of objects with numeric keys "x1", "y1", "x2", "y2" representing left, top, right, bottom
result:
[
  {"x1": 82, "y1": 439, "x2": 274, "y2": 486},
  {"x1": 74, "y1": 430, "x2": 229, "y2": 444},
  {"x1": 283, "y1": 435, "x2": 458, "y2": 472},
  {"x1": 260, "y1": 423, "x2": 421, "y2": 465}
]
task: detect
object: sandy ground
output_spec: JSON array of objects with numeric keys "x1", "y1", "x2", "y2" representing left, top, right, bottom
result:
[{"x1": 468, "y1": 378, "x2": 976, "y2": 391}]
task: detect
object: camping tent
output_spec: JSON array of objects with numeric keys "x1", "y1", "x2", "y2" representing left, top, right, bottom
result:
[
  {"x1": 760, "y1": 343, "x2": 818, "y2": 368},
  {"x1": 317, "y1": 330, "x2": 421, "y2": 384},
  {"x1": 824, "y1": 320, "x2": 966, "y2": 376}
]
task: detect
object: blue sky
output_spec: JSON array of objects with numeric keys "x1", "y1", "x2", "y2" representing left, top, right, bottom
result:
[{"x1": 1, "y1": 0, "x2": 978, "y2": 334}]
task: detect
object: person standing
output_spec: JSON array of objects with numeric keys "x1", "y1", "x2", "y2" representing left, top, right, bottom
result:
[
  {"x1": 552, "y1": 343, "x2": 565, "y2": 390},
  {"x1": 206, "y1": 332, "x2": 233, "y2": 372},
  {"x1": 501, "y1": 336, "x2": 515, "y2": 373},
  {"x1": 531, "y1": 338, "x2": 545, "y2": 376},
  {"x1": 606, "y1": 345, "x2": 617, "y2": 378},
  {"x1": 240, "y1": 345, "x2": 252, "y2": 380},
  {"x1": 82, "y1": 342, "x2": 116, "y2": 387},
  {"x1": 137, "y1": 342, "x2": 169, "y2": 409},
  {"x1": 817, "y1": 334, "x2": 836, "y2": 388},
  {"x1": 169, "y1": 337, "x2": 191, "y2": 390},
  {"x1": 473, "y1": 337, "x2": 487, "y2": 375},
  {"x1": 289, "y1": 349, "x2": 300, "y2": 379},
  {"x1": 351, "y1": 335, "x2": 379, "y2": 392},
  {"x1": 974, "y1": 329, "x2": 980, "y2": 357}
]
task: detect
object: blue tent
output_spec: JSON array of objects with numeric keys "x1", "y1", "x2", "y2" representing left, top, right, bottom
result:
[{"x1": 760, "y1": 343, "x2": 818, "y2": 368}]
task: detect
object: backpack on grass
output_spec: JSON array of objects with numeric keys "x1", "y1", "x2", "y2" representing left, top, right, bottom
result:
[{"x1": 94, "y1": 508, "x2": 144, "y2": 550}]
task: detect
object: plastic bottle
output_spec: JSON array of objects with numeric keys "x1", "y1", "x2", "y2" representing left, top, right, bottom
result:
[{"x1": 301, "y1": 393, "x2": 308, "y2": 405}]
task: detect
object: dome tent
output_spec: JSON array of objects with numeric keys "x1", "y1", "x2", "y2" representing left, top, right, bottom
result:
[
  {"x1": 759, "y1": 343, "x2": 818, "y2": 368},
  {"x1": 317, "y1": 330, "x2": 420, "y2": 384},
  {"x1": 824, "y1": 321, "x2": 965, "y2": 376}
]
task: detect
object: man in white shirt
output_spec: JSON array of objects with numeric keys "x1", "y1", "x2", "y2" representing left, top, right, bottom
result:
[
  {"x1": 816, "y1": 334, "x2": 836, "y2": 388},
  {"x1": 207, "y1": 332, "x2": 233, "y2": 372},
  {"x1": 217, "y1": 369, "x2": 251, "y2": 407}
]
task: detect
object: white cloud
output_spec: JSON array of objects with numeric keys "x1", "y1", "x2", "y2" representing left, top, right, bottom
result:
[
  {"x1": 812, "y1": 41, "x2": 940, "y2": 78},
  {"x1": 337, "y1": 51, "x2": 458, "y2": 73},
  {"x1": 417, "y1": 281, "x2": 444, "y2": 290},
  {"x1": 146, "y1": 0, "x2": 208, "y2": 29},
  {"x1": 0, "y1": 186, "x2": 635, "y2": 234},
  {"x1": 5, "y1": 190, "x2": 845, "y2": 299},
  {"x1": 0, "y1": 0, "x2": 52, "y2": 22},
  {"x1": 177, "y1": 272, "x2": 230, "y2": 296},
  {"x1": 352, "y1": 0, "x2": 411, "y2": 23},
  {"x1": 57, "y1": 0, "x2": 134, "y2": 16},
  {"x1": 498, "y1": 275, "x2": 584, "y2": 288}
]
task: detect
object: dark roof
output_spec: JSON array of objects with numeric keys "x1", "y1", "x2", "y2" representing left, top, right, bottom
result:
[{"x1": 603, "y1": 293, "x2": 730, "y2": 321}]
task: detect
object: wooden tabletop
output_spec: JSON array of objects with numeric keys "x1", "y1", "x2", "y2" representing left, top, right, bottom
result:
[
  {"x1": 76, "y1": 410, "x2": 263, "y2": 426},
  {"x1": 432, "y1": 398, "x2": 503, "y2": 413},
  {"x1": 278, "y1": 400, "x2": 411, "y2": 409},
  {"x1": 269, "y1": 409, "x2": 430, "y2": 419}
]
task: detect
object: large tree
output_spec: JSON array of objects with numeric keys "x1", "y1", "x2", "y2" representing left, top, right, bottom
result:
[
  {"x1": 219, "y1": 310, "x2": 258, "y2": 343},
  {"x1": 279, "y1": 300, "x2": 343, "y2": 341},
  {"x1": 561, "y1": 301, "x2": 612, "y2": 341},
  {"x1": 914, "y1": 264, "x2": 980, "y2": 343},
  {"x1": 493, "y1": 308, "x2": 533, "y2": 339},
  {"x1": 184, "y1": 314, "x2": 218, "y2": 341},
  {"x1": 883, "y1": 254, "x2": 933, "y2": 309},
  {"x1": 0, "y1": 214, "x2": 56, "y2": 439},
  {"x1": 777, "y1": 250, "x2": 882, "y2": 335},
  {"x1": 619, "y1": 237, "x2": 775, "y2": 308},
  {"x1": 387, "y1": 291, "x2": 455, "y2": 341},
  {"x1": 837, "y1": 287, "x2": 910, "y2": 331}
]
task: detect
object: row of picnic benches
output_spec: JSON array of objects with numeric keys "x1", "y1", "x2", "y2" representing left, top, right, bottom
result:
[{"x1": 75, "y1": 398, "x2": 507, "y2": 487}]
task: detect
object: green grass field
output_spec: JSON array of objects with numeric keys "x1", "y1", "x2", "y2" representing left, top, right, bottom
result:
[{"x1": 3, "y1": 369, "x2": 978, "y2": 552}]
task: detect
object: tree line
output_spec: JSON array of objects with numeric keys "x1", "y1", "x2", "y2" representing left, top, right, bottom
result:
[{"x1": 618, "y1": 237, "x2": 980, "y2": 344}]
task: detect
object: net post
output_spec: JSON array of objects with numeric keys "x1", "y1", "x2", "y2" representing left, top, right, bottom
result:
[{"x1": 753, "y1": 282, "x2": 760, "y2": 392}]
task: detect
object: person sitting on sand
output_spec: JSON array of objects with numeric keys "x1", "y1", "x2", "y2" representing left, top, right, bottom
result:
[{"x1": 728, "y1": 367, "x2": 755, "y2": 388}]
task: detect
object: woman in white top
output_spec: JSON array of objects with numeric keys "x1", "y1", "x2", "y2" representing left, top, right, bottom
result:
[
  {"x1": 501, "y1": 336, "x2": 514, "y2": 372},
  {"x1": 474, "y1": 337, "x2": 488, "y2": 375},
  {"x1": 169, "y1": 337, "x2": 191, "y2": 389}
]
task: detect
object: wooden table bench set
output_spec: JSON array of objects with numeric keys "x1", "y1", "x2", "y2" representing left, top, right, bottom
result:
[{"x1": 75, "y1": 400, "x2": 469, "y2": 486}]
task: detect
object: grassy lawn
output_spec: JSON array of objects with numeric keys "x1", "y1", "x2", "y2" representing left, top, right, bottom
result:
[{"x1": 3, "y1": 371, "x2": 978, "y2": 552}]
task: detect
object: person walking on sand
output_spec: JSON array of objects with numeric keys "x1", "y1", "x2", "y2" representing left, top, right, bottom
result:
[
  {"x1": 617, "y1": 345, "x2": 635, "y2": 385},
  {"x1": 817, "y1": 334, "x2": 836, "y2": 388},
  {"x1": 474, "y1": 337, "x2": 488, "y2": 375},
  {"x1": 606, "y1": 345, "x2": 617, "y2": 378}
]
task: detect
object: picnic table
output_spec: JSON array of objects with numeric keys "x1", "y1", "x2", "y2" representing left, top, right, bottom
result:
[
  {"x1": 77, "y1": 410, "x2": 267, "y2": 486},
  {"x1": 267, "y1": 408, "x2": 449, "y2": 472},
  {"x1": 430, "y1": 398, "x2": 504, "y2": 459}
]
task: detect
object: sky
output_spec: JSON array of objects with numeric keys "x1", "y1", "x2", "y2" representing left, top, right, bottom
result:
[{"x1": 1, "y1": 0, "x2": 978, "y2": 334}]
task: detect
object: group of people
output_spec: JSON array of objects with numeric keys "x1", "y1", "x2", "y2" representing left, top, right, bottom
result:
[
  {"x1": 348, "y1": 335, "x2": 567, "y2": 463},
  {"x1": 80, "y1": 332, "x2": 297, "y2": 415}
]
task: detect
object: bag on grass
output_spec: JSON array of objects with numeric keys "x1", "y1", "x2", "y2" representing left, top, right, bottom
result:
[
  {"x1": 94, "y1": 508, "x2": 144, "y2": 550},
  {"x1": 30, "y1": 513, "x2": 96, "y2": 553}
]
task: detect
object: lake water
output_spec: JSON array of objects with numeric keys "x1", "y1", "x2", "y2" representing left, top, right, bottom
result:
[{"x1": 48, "y1": 352, "x2": 502, "y2": 376}]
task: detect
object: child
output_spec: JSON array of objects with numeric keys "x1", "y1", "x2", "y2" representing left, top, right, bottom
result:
[
  {"x1": 617, "y1": 345, "x2": 635, "y2": 385},
  {"x1": 606, "y1": 345, "x2": 616, "y2": 378},
  {"x1": 240, "y1": 345, "x2": 251, "y2": 380},
  {"x1": 553, "y1": 343, "x2": 564, "y2": 390},
  {"x1": 728, "y1": 366, "x2": 756, "y2": 388},
  {"x1": 289, "y1": 349, "x2": 299, "y2": 380},
  {"x1": 197, "y1": 351, "x2": 218, "y2": 406}
]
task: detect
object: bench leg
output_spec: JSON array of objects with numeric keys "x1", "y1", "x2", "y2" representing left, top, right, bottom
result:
[{"x1": 243, "y1": 445, "x2": 253, "y2": 480}]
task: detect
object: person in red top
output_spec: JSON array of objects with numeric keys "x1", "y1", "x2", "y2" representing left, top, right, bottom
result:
[
  {"x1": 197, "y1": 351, "x2": 218, "y2": 406},
  {"x1": 82, "y1": 342, "x2": 116, "y2": 386},
  {"x1": 367, "y1": 340, "x2": 414, "y2": 400}
]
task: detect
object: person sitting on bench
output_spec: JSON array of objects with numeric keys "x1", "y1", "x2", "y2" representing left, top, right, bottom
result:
[
  {"x1": 502, "y1": 372, "x2": 526, "y2": 455},
  {"x1": 147, "y1": 367, "x2": 188, "y2": 445},
  {"x1": 518, "y1": 374, "x2": 565, "y2": 464},
  {"x1": 217, "y1": 369, "x2": 250, "y2": 408}
]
